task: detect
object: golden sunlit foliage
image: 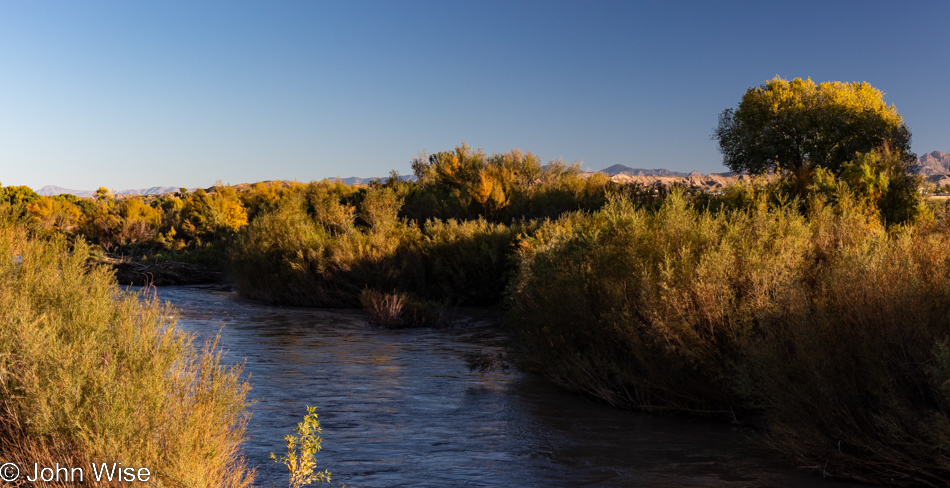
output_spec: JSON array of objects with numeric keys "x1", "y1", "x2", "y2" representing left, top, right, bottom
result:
[
  {"x1": 4, "y1": 134, "x2": 947, "y2": 485},
  {"x1": 303, "y1": 180, "x2": 358, "y2": 236},
  {"x1": 715, "y1": 77, "x2": 920, "y2": 223},
  {"x1": 406, "y1": 143, "x2": 614, "y2": 221},
  {"x1": 0, "y1": 184, "x2": 40, "y2": 206},
  {"x1": 240, "y1": 180, "x2": 305, "y2": 219},
  {"x1": 178, "y1": 186, "x2": 248, "y2": 243},
  {"x1": 716, "y1": 77, "x2": 911, "y2": 173},
  {"x1": 94, "y1": 186, "x2": 114, "y2": 202},
  {"x1": 27, "y1": 195, "x2": 83, "y2": 234},
  {"x1": 0, "y1": 219, "x2": 253, "y2": 487},
  {"x1": 82, "y1": 193, "x2": 162, "y2": 251}
]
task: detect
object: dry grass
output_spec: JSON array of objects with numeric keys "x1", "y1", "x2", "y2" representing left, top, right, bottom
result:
[
  {"x1": 0, "y1": 219, "x2": 254, "y2": 487},
  {"x1": 359, "y1": 289, "x2": 454, "y2": 329},
  {"x1": 359, "y1": 289, "x2": 408, "y2": 328}
]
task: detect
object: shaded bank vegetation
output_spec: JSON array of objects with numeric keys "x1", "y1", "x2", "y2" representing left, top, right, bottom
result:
[{"x1": 511, "y1": 187, "x2": 950, "y2": 485}]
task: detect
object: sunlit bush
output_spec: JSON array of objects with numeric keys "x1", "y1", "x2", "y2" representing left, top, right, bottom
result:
[
  {"x1": 81, "y1": 192, "x2": 163, "y2": 252},
  {"x1": 229, "y1": 189, "x2": 520, "y2": 308},
  {"x1": 0, "y1": 218, "x2": 254, "y2": 487},
  {"x1": 404, "y1": 143, "x2": 615, "y2": 223},
  {"x1": 178, "y1": 186, "x2": 248, "y2": 244},
  {"x1": 27, "y1": 195, "x2": 83, "y2": 235}
]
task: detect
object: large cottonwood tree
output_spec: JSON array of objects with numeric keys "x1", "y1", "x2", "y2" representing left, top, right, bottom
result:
[{"x1": 714, "y1": 77, "x2": 915, "y2": 178}]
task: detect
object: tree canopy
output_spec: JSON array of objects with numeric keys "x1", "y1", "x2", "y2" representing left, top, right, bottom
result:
[{"x1": 714, "y1": 77, "x2": 914, "y2": 177}]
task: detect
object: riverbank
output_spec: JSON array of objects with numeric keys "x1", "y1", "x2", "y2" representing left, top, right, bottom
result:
[
  {"x1": 510, "y1": 191, "x2": 950, "y2": 486},
  {"x1": 161, "y1": 284, "x2": 865, "y2": 488},
  {"x1": 224, "y1": 186, "x2": 950, "y2": 485},
  {"x1": 106, "y1": 256, "x2": 223, "y2": 285}
]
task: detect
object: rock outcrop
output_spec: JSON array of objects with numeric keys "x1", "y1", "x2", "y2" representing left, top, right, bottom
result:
[
  {"x1": 605, "y1": 173, "x2": 748, "y2": 191},
  {"x1": 917, "y1": 151, "x2": 950, "y2": 176}
]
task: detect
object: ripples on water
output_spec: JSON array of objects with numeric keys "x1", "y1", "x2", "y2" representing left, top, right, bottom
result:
[{"x1": 153, "y1": 285, "x2": 857, "y2": 488}]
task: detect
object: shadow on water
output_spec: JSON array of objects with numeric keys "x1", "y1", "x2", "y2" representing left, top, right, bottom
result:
[{"x1": 151, "y1": 285, "x2": 862, "y2": 488}]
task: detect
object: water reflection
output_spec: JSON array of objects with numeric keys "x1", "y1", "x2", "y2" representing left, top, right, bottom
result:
[{"x1": 153, "y1": 285, "x2": 856, "y2": 488}]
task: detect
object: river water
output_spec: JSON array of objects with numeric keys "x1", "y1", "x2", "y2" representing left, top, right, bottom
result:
[{"x1": 155, "y1": 285, "x2": 857, "y2": 488}]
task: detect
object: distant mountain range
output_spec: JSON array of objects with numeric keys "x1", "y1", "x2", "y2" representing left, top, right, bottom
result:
[
  {"x1": 30, "y1": 153, "x2": 950, "y2": 198},
  {"x1": 597, "y1": 165, "x2": 734, "y2": 177},
  {"x1": 34, "y1": 176, "x2": 416, "y2": 198},
  {"x1": 597, "y1": 151, "x2": 950, "y2": 178},
  {"x1": 334, "y1": 175, "x2": 416, "y2": 185},
  {"x1": 36, "y1": 185, "x2": 180, "y2": 198}
]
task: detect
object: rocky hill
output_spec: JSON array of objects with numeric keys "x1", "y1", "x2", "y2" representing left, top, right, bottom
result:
[
  {"x1": 603, "y1": 173, "x2": 748, "y2": 191},
  {"x1": 917, "y1": 151, "x2": 950, "y2": 176},
  {"x1": 905, "y1": 151, "x2": 950, "y2": 189},
  {"x1": 601, "y1": 165, "x2": 694, "y2": 177},
  {"x1": 593, "y1": 165, "x2": 744, "y2": 192}
]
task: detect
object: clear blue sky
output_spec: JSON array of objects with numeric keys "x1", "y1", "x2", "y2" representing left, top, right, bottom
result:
[{"x1": 1, "y1": 1, "x2": 948, "y2": 190}]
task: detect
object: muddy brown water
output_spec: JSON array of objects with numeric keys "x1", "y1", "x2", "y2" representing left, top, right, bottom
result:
[{"x1": 153, "y1": 285, "x2": 861, "y2": 488}]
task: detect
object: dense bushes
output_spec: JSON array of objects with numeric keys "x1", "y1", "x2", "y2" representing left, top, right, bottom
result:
[
  {"x1": 509, "y1": 192, "x2": 806, "y2": 410},
  {"x1": 0, "y1": 144, "x2": 627, "y2": 306},
  {"x1": 229, "y1": 192, "x2": 375, "y2": 307},
  {"x1": 508, "y1": 189, "x2": 950, "y2": 486},
  {"x1": 404, "y1": 143, "x2": 615, "y2": 222},
  {"x1": 415, "y1": 218, "x2": 522, "y2": 305},
  {"x1": 227, "y1": 145, "x2": 614, "y2": 309},
  {"x1": 229, "y1": 182, "x2": 523, "y2": 308},
  {"x1": 0, "y1": 219, "x2": 253, "y2": 487}
]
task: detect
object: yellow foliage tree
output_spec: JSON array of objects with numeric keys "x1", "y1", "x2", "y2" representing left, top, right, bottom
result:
[
  {"x1": 27, "y1": 196, "x2": 82, "y2": 233},
  {"x1": 241, "y1": 180, "x2": 304, "y2": 219},
  {"x1": 714, "y1": 77, "x2": 913, "y2": 188},
  {"x1": 179, "y1": 187, "x2": 248, "y2": 242}
]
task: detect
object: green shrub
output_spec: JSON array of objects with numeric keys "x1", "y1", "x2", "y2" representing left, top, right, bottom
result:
[
  {"x1": 230, "y1": 188, "x2": 521, "y2": 308},
  {"x1": 404, "y1": 143, "x2": 616, "y2": 223},
  {"x1": 271, "y1": 406, "x2": 330, "y2": 488},
  {"x1": 510, "y1": 191, "x2": 811, "y2": 410},
  {"x1": 229, "y1": 196, "x2": 347, "y2": 306},
  {"x1": 745, "y1": 202, "x2": 950, "y2": 485},
  {"x1": 302, "y1": 180, "x2": 359, "y2": 236},
  {"x1": 418, "y1": 218, "x2": 521, "y2": 305}
]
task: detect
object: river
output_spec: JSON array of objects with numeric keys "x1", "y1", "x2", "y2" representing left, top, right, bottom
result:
[{"x1": 155, "y1": 285, "x2": 858, "y2": 488}]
